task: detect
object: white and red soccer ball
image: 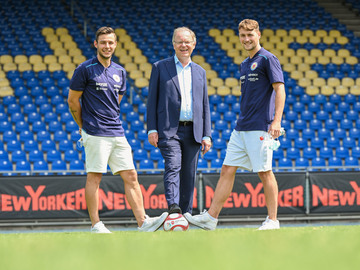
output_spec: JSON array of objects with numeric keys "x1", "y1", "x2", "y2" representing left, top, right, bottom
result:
[{"x1": 163, "y1": 213, "x2": 189, "y2": 231}]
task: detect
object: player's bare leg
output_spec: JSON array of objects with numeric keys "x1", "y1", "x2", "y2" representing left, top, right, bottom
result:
[
  {"x1": 258, "y1": 170, "x2": 278, "y2": 220},
  {"x1": 85, "y1": 172, "x2": 102, "y2": 226}
]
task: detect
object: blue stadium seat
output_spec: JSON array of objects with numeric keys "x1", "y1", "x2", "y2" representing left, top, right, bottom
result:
[
  {"x1": 294, "y1": 137, "x2": 307, "y2": 149},
  {"x1": 214, "y1": 120, "x2": 228, "y2": 131},
  {"x1": 302, "y1": 128, "x2": 315, "y2": 139},
  {"x1": 278, "y1": 157, "x2": 292, "y2": 168},
  {"x1": 340, "y1": 119, "x2": 353, "y2": 130},
  {"x1": 335, "y1": 146, "x2": 349, "y2": 159},
  {"x1": 286, "y1": 147, "x2": 300, "y2": 159},
  {"x1": 319, "y1": 147, "x2": 333, "y2": 159},
  {"x1": 7, "y1": 140, "x2": 22, "y2": 152},
  {"x1": 197, "y1": 158, "x2": 208, "y2": 169},
  {"x1": 69, "y1": 160, "x2": 85, "y2": 171},
  {"x1": 213, "y1": 138, "x2": 227, "y2": 150},
  {"x1": 345, "y1": 156, "x2": 359, "y2": 167},
  {"x1": 316, "y1": 110, "x2": 329, "y2": 121},
  {"x1": 64, "y1": 149, "x2": 79, "y2": 162},
  {"x1": 47, "y1": 149, "x2": 62, "y2": 163},
  {"x1": 19, "y1": 130, "x2": 34, "y2": 142},
  {"x1": 333, "y1": 128, "x2": 346, "y2": 139},
  {"x1": 3, "y1": 130, "x2": 17, "y2": 142},
  {"x1": 51, "y1": 160, "x2": 67, "y2": 172},
  {"x1": 11, "y1": 150, "x2": 27, "y2": 162},
  {"x1": 328, "y1": 156, "x2": 342, "y2": 167},
  {"x1": 150, "y1": 148, "x2": 163, "y2": 161},
  {"x1": 16, "y1": 160, "x2": 31, "y2": 174},
  {"x1": 54, "y1": 130, "x2": 68, "y2": 142},
  {"x1": 325, "y1": 119, "x2": 338, "y2": 130},
  {"x1": 41, "y1": 139, "x2": 57, "y2": 152},
  {"x1": 294, "y1": 119, "x2": 307, "y2": 130},
  {"x1": 303, "y1": 147, "x2": 317, "y2": 159},
  {"x1": 24, "y1": 140, "x2": 39, "y2": 152},
  {"x1": 211, "y1": 111, "x2": 221, "y2": 123},
  {"x1": 33, "y1": 160, "x2": 49, "y2": 172},
  {"x1": 211, "y1": 158, "x2": 223, "y2": 169},
  {"x1": 32, "y1": 120, "x2": 47, "y2": 132},
  {"x1": 130, "y1": 120, "x2": 144, "y2": 132},
  {"x1": 311, "y1": 137, "x2": 324, "y2": 149},
  {"x1": 349, "y1": 128, "x2": 360, "y2": 139},
  {"x1": 58, "y1": 140, "x2": 74, "y2": 152},
  {"x1": 295, "y1": 157, "x2": 309, "y2": 167},
  {"x1": 37, "y1": 130, "x2": 51, "y2": 142},
  {"x1": 143, "y1": 140, "x2": 156, "y2": 151},
  {"x1": 323, "y1": 102, "x2": 335, "y2": 112},
  {"x1": 309, "y1": 119, "x2": 322, "y2": 130},
  {"x1": 203, "y1": 148, "x2": 218, "y2": 160},
  {"x1": 327, "y1": 137, "x2": 340, "y2": 148},
  {"x1": 139, "y1": 159, "x2": 155, "y2": 171},
  {"x1": 0, "y1": 160, "x2": 13, "y2": 172},
  {"x1": 133, "y1": 149, "x2": 148, "y2": 161}
]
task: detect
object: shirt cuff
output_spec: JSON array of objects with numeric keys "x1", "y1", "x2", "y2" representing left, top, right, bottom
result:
[
  {"x1": 148, "y1": 130, "x2": 158, "y2": 135},
  {"x1": 202, "y1": 136, "x2": 211, "y2": 141}
]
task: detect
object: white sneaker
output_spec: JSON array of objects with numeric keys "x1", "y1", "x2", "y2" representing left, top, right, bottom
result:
[
  {"x1": 258, "y1": 216, "x2": 280, "y2": 230},
  {"x1": 91, "y1": 221, "x2": 112, "y2": 233},
  {"x1": 184, "y1": 210, "x2": 218, "y2": 230},
  {"x1": 138, "y1": 212, "x2": 169, "y2": 232}
]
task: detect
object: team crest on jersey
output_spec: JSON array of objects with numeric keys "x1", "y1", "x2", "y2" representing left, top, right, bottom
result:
[
  {"x1": 250, "y1": 62, "x2": 258, "y2": 71},
  {"x1": 113, "y1": 74, "x2": 120, "y2": 82}
]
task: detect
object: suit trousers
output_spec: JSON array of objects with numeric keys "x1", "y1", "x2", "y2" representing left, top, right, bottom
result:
[{"x1": 158, "y1": 124, "x2": 201, "y2": 214}]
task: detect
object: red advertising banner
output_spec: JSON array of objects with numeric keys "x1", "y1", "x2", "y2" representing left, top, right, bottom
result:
[
  {"x1": 310, "y1": 172, "x2": 360, "y2": 213},
  {"x1": 0, "y1": 175, "x2": 200, "y2": 219},
  {"x1": 202, "y1": 173, "x2": 306, "y2": 215}
]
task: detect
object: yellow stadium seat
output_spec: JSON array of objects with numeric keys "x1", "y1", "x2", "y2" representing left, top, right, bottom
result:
[
  {"x1": 124, "y1": 62, "x2": 138, "y2": 72},
  {"x1": 304, "y1": 70, "x2": 318, "y2": 79},
  {"x1": 3, "y1": 62, "x2": 17, "y2": 72},
  {"x1": 210, "y1": 78, "x2": 224, "y2": 88},
  {"x1": 209, "y1": 29, "x2": 221, "y2": 37},
  {"x1": 335, "y1": 85, "x2": 348, "y2": 95},
  {"x1": 331, "y1": 56, "x2": 344, "y2": 65},
  {"x1": 289, "y1": 29, "x2": 301, "y2": 37},
  {"x1": 118, "y1": 55, "x2": 133, "y2": 65},
  {"x1": 227, "y1": 48, "x2": 239, "y2": 58},
  {"x1": 14, "y1": 55, "x2": 28, "y2": 64},
  {"x1": 298, "y1": 78, "x2": 312, "y2": 87},
  {"x1": 235, "y1": 42, "x2": 244, "y2": 50},
  {"x1": 49, "y1": 40, "x2": 63, "y2": 50},
  {"x1": 342, "y1": 77, "x2": 355, "y2": 87},
  {"x1": 217, "y1": 86, "x2": 231, "y2": 96},
  {"x1": 336, "y1": 36, "x2": 349, "y2": 45},
  {"x1": 323, "y1": 49, "x2": 336, "y2": 57},
  {"x1": 68, "y1": 48, "x2": 83, "y2": 57},
  {"x1": 329, "y1": 30, "x2": 341, "y2": 38},
  {"x1": 128, "y1": 48, "x2": 142, "y2": 58},
  {"x1": 228, "y1": 35, "x2": 239, "y2": 44},
  {"x1": 289, "y1": 56, "x2": 302, "y2": 65},
  {"x1": 0, "y1": 77, "x2": 10, "y2": 87},
  {"x1": 346, "y1": 56, "x2": 358, "y2": 65},
  {"x1": 309, "y1": 36, "x2": 321, "y2": 44},
  {"x1": 63, "y1": 63, "x2": 76, "y2": 73},
  {"x1": 58, "y1": 55, "x2": 72, "y2": 65},
  {"x1": 221, "y1": 42, "x2": 234, "y2": 51},
  {"x1": 115, "y1": 28, "x2": 127, "y2": 37},
  {"x1": 275, "y1": 29, "x2": 288, "y2": 37},
  {"x1": 135, "y1": 77, "x2": 149, "y2": 89},
  {"x1": 129, "y1": 70, "x2": 143, "y2": 80},
  {"x1": 144, "y1": 69, "x2": 151, "y2": 80},
  {"x1": 295, "y1": 36, "x2": 308, "y2": 44},
  {"x1": 278, "y1": 55, "x2": 289, "y2": 65},
  {"x1": 262, "y1": 29, "x2": 274, "y2": 37},
  {"x1": 60, "y1": 34, "x2": 73, "y2": 43},
  {"x1": 139, "y1": 62, "x2": 152, "y2": 72},
  {"x1": 33, "y1": 62, "x2": 47, "y2": 72},
  {"x1": 233, "y1": 55, "x2": 246, "y2": 65},
  {"x1": 313, "y1": 77, "x2": 326, "y2": 87},
  {"x1": 262, "y1": 42, "x2": 275, "y2": 51},
  {"x1": 296, "y1": 49, "x2": 309, "y2": 57},
  {"x1": 67, "y1": 70, "x2": 74, "y2": 80},
  {"x1": 356, "y1": 78, "x2": 360, "y2": 86},
  {"x1": 275, "y1": 43, "x2": 287, "y2": 51},
  {"x1": 64, "y1": 41, "x2": 78, "y2": 50},
  {"x1": 0, "y1": 70, "x2": 6, "y2": 78},
  {"x1": 283, "y1": 63, "x2": 296, "y2": 72},
  {"x1": 18, "y1": 63, "x2": 32, "y2": 72},
  {"x1": 323, "y1": 36, "x2": 335, "y2": 45},
  {"x1": 302, "y1": 29, "x2": 314, "y2": 38},
  {"x1": 231, "y1": 85, "x2": 241, "y2": 96},
  {"x1": 320, "y1": 85, "x2": 334, "y2": 96},
  {"x1": 297, "y1": 63, "x2": 310, "y2": 72},
  {"x1": 215, "y1": 35, "x2": 227, "y2": 44},
  {"x1": 73, "y1": 55, "x2": 86, "y2": 65},
  {"x1": 48, "y1": 62, "x2": 62, "y2": 72},
  {"x1": 46, "y1": 34, "x2": 58, "y2": 43},
  {"x1": 56, "y1": 27, "x2": 69, "y2": 35},
  {"x1": 123, "y1": 41, "x2": 137, "y2": 50},
  {"x1": 290, "y1": 70, "x2": 303, "y2": 80},
  {"x1": 29, "y1": 55, "x2": 43, "y2": 65},
  {"x1": 223, "y1": 29, "x2": 235, "y2": 37},
  {"x1": 192, "y1": 55, "x2": 205, "y2": 64},
  {"x1": 350, "y1": 85, "x2": 360, "y2": 95},
  {"x1": 327, "y1": 77, "x2": 341, "y2": 87},
  {"x1": 207, "y1": 86, "x2": 216, "y2": 95},
  {"x1": 337, "y1": 49, "x2": 350, "y2": 58},
  {"x1": 303, "y1": 56, "x2": 317, "y2": 65},
  {"x1": 225, "y1": 78, "x2": 239, "y2": 88},
  {"x1": 114, "y1": 47, "x2": 128, "y2": 57},
  {"x1": 268, "y1": 36, "x2": 281, "y2": 44},
  {"x1": 0, "y1": 55, "x2": 13, "y2": 64},
  {"x1": 206, "y1": 70, "x2": 218, "y2": 80},
  {"x1": 282, "y1": 36, "x2": 295, "y2": 44},
  {"x1": 270, "y1": 49, "x2": 281, "y2": 58},
  {"x1": 200, "y1": 62, "x2": 211, "y2": 71},
  {"x1": 317, "y1": 56, "x2": 330, "y2": 65},
  {"x1": 42, "y1": 27, "x2": 54, "y2": 36},
  {"x1": 118, "y1": 35, "x2": 132, "y2": 44},
  {"x1": 0, "y1": 86, "x2": 14, "y2": 97},
  {"x1": 53, "y1": 47, "x2": 68, "y2": 57},
  {"x1": 310, "y1": 49, "x2": 322, "y2": 57},
  {"x1": 306, "y1": 86, "x2": 320, "y2": 96},
  {"x1": 133, "y1": 55, "x2": 147, "y2": 64},
  {"x1": 315, "y1": 29, "x2": 327, "y2": 38},
  {"x1": 283, "y1": 49, "x2": 295, "y2": 57}
]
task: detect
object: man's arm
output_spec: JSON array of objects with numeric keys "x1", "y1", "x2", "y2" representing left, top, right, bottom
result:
[
  {"x1": 269, "y1": 82, "x2": 286, "y2": 139},
  {"x1": 68, "y1": 89, "x2": 84, "y2": 129}
]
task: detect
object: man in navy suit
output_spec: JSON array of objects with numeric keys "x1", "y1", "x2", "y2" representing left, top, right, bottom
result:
[{"x1": 147, "y1": 27, "x2": 212, "y2": 215}]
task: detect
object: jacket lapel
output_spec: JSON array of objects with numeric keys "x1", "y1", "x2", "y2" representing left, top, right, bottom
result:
[{"x1": 166, "y1": 57, "x2": 181, "y2": 95}]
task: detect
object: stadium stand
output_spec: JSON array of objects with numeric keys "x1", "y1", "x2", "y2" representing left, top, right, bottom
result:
[{"x1": 0, "y1": 0, "x2": 360, "y2": 175}]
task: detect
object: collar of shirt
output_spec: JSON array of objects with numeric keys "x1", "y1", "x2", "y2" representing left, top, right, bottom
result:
[{"x1": 174, "y1": 55, "x2": 193, "y2": 122}]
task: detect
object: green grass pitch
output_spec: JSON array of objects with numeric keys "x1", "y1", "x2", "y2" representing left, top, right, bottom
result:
[{"x1": 1, "y1": 225, "x2": 360, "y2": 270}]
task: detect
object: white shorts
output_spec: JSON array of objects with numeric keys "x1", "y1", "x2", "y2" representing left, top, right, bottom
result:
[
  {"x1": 223, "y1": 130, "x2": 273, "y2": 172},
  {"x1": 82, "y1": 130, "x2": 135, "y2": 175}
]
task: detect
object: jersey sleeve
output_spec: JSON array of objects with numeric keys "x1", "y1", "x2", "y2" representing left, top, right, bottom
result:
[
  {"x1": 118, "y1": 68, "x2": 127, "y2": 96},
  {"x1": 69, "y1": 64, "x2": 87, "y2": 91},
  {"x1": 266, "y1": 55, "x2": 284, "y2": 85}
]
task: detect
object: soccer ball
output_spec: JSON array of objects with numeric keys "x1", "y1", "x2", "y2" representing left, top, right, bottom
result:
[{"x1": 163, "y1": 213, "x2": 189, "y2": 231}]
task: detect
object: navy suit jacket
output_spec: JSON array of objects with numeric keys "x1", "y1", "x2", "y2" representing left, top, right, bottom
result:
[{"x1": 147, "y1": 56, "x2": 211, "y2": 144}]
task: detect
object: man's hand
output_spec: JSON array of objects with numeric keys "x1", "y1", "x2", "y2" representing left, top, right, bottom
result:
[{"x1": 148, "y1": 132, "x2": 159, "y2": 148}]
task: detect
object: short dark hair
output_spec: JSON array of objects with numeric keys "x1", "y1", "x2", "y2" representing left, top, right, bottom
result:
[{"x1": 95, "y1": 26, "x2": 116, "y2": 42}]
